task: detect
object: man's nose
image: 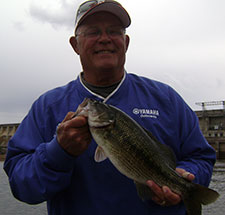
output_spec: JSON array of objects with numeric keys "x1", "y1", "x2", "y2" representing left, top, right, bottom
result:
[{"x1": 98, "y1": 30, "x2": 111, "y2": 42}]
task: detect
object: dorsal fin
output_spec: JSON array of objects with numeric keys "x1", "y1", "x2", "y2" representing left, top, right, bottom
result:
[{"x1": 142, "y1": 127, "x2": 177, "y2": 169}]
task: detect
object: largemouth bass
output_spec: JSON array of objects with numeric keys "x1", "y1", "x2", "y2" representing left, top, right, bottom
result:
[{"x1": 75, "y1": 98, "x2": 219, "y2": 215}]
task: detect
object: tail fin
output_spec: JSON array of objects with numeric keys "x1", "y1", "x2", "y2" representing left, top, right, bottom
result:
[{"x1": 183, "y1": 184, "x2": 219, "y2": 215}]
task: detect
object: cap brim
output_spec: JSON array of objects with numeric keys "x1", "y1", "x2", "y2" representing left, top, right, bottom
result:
[{"x1": 76, "y1": 2, "x2": 131, "y2": 30}]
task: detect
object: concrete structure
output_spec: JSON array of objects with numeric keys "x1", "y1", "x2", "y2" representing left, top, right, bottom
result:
[
  {"x1": 196, "y1": 109, "x2": 225, "y2": 160},
  {"x1": 0, "y1": 123, "x2": 19, "y2": 155},
  {"x1": 1, "y1": 108, "x2": 225, "y2": 160}
]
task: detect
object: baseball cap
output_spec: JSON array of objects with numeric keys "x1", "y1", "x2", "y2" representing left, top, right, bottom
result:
[{"x1": 75, "y1": 0, "x2": 131, "y2": 31}]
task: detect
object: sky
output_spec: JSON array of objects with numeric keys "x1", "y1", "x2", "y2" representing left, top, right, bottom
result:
[{"x1": 1, "y1": 0, "x2": 225, "y2": 124}]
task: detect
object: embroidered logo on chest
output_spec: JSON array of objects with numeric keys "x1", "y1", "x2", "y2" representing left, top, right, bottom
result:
[{"x1": 132, "y1": 108, "x2": 160, "y2": 119}]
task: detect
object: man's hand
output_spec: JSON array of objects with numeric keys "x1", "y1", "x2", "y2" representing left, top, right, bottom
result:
[
  {"x1": 56, "y1": 112, "x2": 92, "y2": 157},
  {"x1": 146, "y1": 168, "x2": 195, "y2": 207}
]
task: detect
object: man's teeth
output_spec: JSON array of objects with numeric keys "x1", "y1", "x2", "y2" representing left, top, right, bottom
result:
[{"x1": 96, "y1": 50, "x2": 114, "y2": 54}]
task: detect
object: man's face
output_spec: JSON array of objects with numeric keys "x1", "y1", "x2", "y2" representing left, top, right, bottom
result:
[{"x1": 72, "y1": 12, "x2": 129, "y2": 73}]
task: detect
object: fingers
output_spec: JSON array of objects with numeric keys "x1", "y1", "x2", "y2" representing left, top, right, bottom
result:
[
  {"x1": 146, "y1": 181, "x2": 164, "y2": 201},
  {"x1": 61, "y1": 111, "x2": 87, "y2": 128},
  {"x1": 61, "y1": 112, "x2": 75, "y2": 123},
  {"x1": 146, "y1": 180, "x2": 181, "y2": 207},
  {"x1": 57, "y1": 113, "x2": 92, "y2": 157},
  {"x1": 146, "y1": 168, "x2": 195, "y2": 207},
  {"x1": 161, "y1": 186, "x2": 181, "y2": 205},
  {"x1": 176, "y1": 168, "x2": 195, "y2": 181}
]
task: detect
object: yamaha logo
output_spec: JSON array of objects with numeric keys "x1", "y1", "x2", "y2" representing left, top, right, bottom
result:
[{"x1": 133, "y1": 108, "x2": 159, "y2": 118}]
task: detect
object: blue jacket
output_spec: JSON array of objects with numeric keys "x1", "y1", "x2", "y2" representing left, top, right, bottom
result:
[{"x1": 4, "y1": 73, "x2": 216, "y2": 215}]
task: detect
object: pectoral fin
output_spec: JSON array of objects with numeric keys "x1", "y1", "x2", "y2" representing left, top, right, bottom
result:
[{"x1": 94, "y1": 146, "x2": 108, "y2": 162}]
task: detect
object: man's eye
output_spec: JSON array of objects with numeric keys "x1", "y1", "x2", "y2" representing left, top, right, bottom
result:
[
  {"x1": 109, "y1": 30, "x2": 118, "y2": 35},
  {"x1": 109, "y1": 29, "x2": 123, "y2": 36},
  {"x1": 86, "y1": 31, "x2": 99, "y2": 36}
]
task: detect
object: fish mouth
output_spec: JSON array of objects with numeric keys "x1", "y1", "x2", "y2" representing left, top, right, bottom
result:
[
  {"x1": 90, "y1": 121, "x2": 113, "y2": 129},
  {"x1": 88, "y1": 112, "x2": 114, "y2": 128},
  {"x1": 87, "y1": 99, "x2": 115, "y2": 128}
]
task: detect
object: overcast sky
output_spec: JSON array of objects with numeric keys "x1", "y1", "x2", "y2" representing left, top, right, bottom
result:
[{"x1": 1, "y1": 0, "x2": 225, "y2": 124}]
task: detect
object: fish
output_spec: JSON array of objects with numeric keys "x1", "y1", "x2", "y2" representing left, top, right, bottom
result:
[{"x1": 75, "y1": 98, "x2": 219, "y2": 215}]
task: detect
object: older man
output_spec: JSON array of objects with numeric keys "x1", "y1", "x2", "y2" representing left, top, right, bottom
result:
[{"x1": 4, "y1": 1, "x2": 216, "y2": 214}]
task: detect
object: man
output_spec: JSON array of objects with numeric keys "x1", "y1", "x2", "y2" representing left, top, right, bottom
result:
[{"x1": 4, "y1": 1, "x2": 216, "y2": 214}]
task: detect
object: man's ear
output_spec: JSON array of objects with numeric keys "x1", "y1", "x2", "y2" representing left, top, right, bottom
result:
[
  {"x1": 69, "y1": 36, "x2": 80, "y2": 55},
  {"x1": 125, "y1": 35, "x2": 130, "y2": 52}
]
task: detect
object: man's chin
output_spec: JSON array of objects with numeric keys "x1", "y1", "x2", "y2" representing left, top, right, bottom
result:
[{"x1": 95, "y1": 64, "x2": 117, "y2": 72}]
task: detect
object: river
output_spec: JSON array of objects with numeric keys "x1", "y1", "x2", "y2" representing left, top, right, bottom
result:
[
  {"x1": 0, "y1": 161, "x2": 224, "y2": 214},
  {"x1": 0, "y1": 162, "x2": 47, "y2": 215}
]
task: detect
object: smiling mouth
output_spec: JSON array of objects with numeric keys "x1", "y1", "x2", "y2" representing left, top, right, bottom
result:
[{"x1": 94, "y1": 50, "x2": 115, "y2": 54}]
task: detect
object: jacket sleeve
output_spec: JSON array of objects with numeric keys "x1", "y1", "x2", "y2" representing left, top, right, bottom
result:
[
  {"x1": 168, "y1": 87, "x2": 216, "y2": 187},
  {"x1": 3, "y1": 98, "x2": 75, "y2": 204},
  {"x1": 175, "y1": 112, "x2": 216, "y2": 187}
]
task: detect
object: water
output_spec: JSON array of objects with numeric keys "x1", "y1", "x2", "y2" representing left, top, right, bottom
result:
[
  {"x1": 0, "y1": 162, "x2": 47, "y2": 215},
  {"x1": 0, "y1": 161, "x2": 224, "y2": 214},
  {"x1": 202, "y1": 161, "x2": 225, "y2": 215}
]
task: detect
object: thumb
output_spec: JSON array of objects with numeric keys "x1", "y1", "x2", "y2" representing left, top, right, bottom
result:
[
  {"x1": 176, "y1": 168, "x2": 195, "y2": 181},
  {"x1": 62, "y1": 112, "x2": 76, "y2": 123}
]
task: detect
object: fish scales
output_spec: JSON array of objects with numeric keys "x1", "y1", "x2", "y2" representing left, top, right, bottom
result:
[
  {"x1": 76, "y1": 98, "x2": 220, "y2": 215},
  {"x1": 92, "y1": 103, "x2": 187, "y2": 190},
  {"x1": 111, "y1": 109, "x2": 195, "y2": 194}
]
